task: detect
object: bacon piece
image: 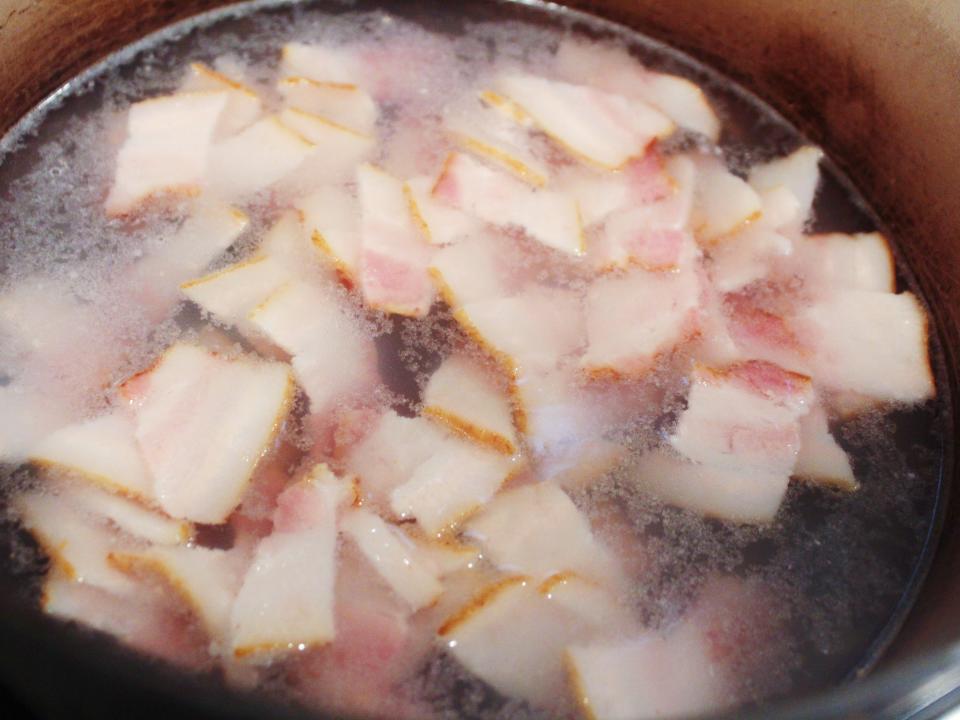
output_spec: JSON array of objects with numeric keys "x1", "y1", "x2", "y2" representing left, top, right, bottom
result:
[
  {"x1": 405, "y1": 175, "x2": 480, "y2": 246},
  {"x1": 433, "y1": 152, "x2": 584, "y2": 256},
  {"x1": 495, "y1": 74, "x2": 674, "y2": 168},
  {"x1": 801, "y1": 290, "x2": 934, "y2": 403},
  {"x1": 280, "y1": 42, "x2": 362, "y2": 84},
  {"x1": 791, "y1": 232, "x2": 895, "y2": 294},
  {"x1": 464, "y1": 482, "x2": 620, "y2": 585},
  {"x1": 278, "y1": 76, "x2": 377, "y2": 135},
  {"x1": 129, "y1": 344, "x2": 294, "y2": 524},
  {"x1": 230, "y1": 465, "x2": 348, "y2": 660},
  {"x1": 428, "y1": 230, "x2": 517, "y2": 308},
  {"x1": 708, "y1": 226, "x2": 792, "y2": 293},
  {"x1": 581, "y1": 267, "x2": 699, "y2": 378},
  {"x1": 794, "y1": 404, "x2": 857, "y2": 490},
  {"x1": 182, "y1": 62, "x2": 262, "y2": 137},
  {"x1": 748, "y1": 146, "x2": 823, "y2": 231},
  {"x1": 105, "y1": 91, "x2": 228, "y2": 215},
  {"x1": 691, "y1": 156, "x2": 763, "y2": 243},
  {"x1": 297, "y1": 185, "x2": 362, "y2": 283},
  {"x1": 423, "y1": 354, "x2": 518, "y2": 455},
  {"x1": 277, "y1": 107, "x2": 374, "y2": 188},
  {"x1": 341, "y1": 508, "x2": 443, "y2": 610},
  {"x1": 358, "y1": 163, "x2": 435, "y2": 316},
  {"x1": 247, "y1": 280, "x2": 378, "y2": 415}
]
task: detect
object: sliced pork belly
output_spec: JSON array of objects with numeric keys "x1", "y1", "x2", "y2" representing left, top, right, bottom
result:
[
  {"x1": 669, "y1": 362, "x2": 813, "y2": 476},
  {"x1": 105, "y1": 91, "x2": 228, "y2": 215},
  {"x1": 343, "y1": 411, "x2": 449, "y2": 509},
  {"x1": 455, "y1": 285, "x2": 585, "y2": 380},
  {"x1": 428, "y1": 230, "x2": 516, "y2": 307},
  {"x1": 341, "y1": 508, "x2": 443, "y2": 610},
  {"x1": 433, "y1": 152, "x2": 584, "y2": 256},
  {"x1": 801, "y1": 290, "x2": 933, "y2": 403},
  {"x1": 567, "y1": 616, "x2": 728, "y2": 720},
  {"x1": 247, "y1": 280, "x2": 377, "y2": 414},
  {"x1": 495, "y1": 74, "x2": 674, "y2": 168},
  {"x1": 438, "y1": 574, "x2": 626, "y2": 708},
  {"x1": 422, "y1": 354, "x2": 519, "y2": 454},
  {"x1": 280, "y1": 42, "x2": 362, "y2": 85},
  {"x1": 794, "y1": 404, "x2": 857, "y2": 491},
  {"x1": 182, "y1": 62, "x2": 262, "y2": 137},
  {"x1": 791, "y1": 232, "x2": 895, "y2": 294},
  {"x1": 691, "y1": 156, "x2": 763, "y2": 243},
  {"x1": 445, "y1": 96, "x2": 549, "y2": 186},
  {"x1": 277, "y1": 107, "x2": 375, "y2": 184},
  {"x1": 15, "y1": 490, "x2": 134, "y2": 592},
  {"x1": 405, "y1": 175, "x2": 480, "y2": 246},
  {"x1": 553, "y1": 39, "x2": 720, "y2": 141},
  {"x1": 181, "y1": 255, "x2": 289, "y2": 333},
  {"x1": 631, "y1": 449, "x2": 791, "y2": 524},
  {"x1": 581, "y1": 267, "x2": 699, "y2": 378},
  {"x1": 278, "y1": 76, "x2": 377, "y2": 134},
  {"x1": 109, "y1": 544, "x2": 241, "y2": 642},
  {"x1": 231, "y1": 465, "x2": 347, "y2": 660},
  {"x1": 464, "y1": 481, "x2": 619, "y2": 584},
  {"x1": 128, "y1": 344, "x2": 294, "y2": 524},
  {"x1": 390, "y1": 432, "x2": 518, "y2": 535},
  {"x1": 29, "y1": 410, "x2": 156, "y2": 504},
  {"x1": 708, "y1": 225, "x2": 792, "y2": 293},
  {"x1": 358, "y1": 163, "x2": 436, "y2": 316},
  {"x1": 207, "y1": 116, "x2": 315, "y2": 200},
  {"x1": 297, "y1": 185, "x2": 362, "y2": 283},
  {"x1": 748, "y1": 146, "x2": 823, "y2": 231}
]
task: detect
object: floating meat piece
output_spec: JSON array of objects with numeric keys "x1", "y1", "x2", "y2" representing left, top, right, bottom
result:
[
  {"x1": 280, "y1": 42, "x2": 362, "y2": 85},
  {"x1": 110, "y1": 544, "x2": 241, "y2": 643},
  {"x1": 403, "y1": 531, "x2": 482, "y2": 575},
  {"x1": 29, "y1": 410, "x2": 156, "y2": 504},
  {"x1": 297, "y1": 185, "x2": 362, "y2": 283},
  {"x1": 631, "y1": 449, "x2": 791, "y2": 524},
  {"x1": 428, "y1": 230, "x2": 515, "y2": 307},
  {"x1": 182, "y1": 62, "x2": 262, "y2": 137},
  {"x1": 457, "y1": 285, "x2": 585, "y2": 378},
  {"x1": 445, "y1": 95, "x2": 549, "y2": 186},
  {"x1": 405, "y1": 175, "x2": 480, "y2": 247},
  {"x1": 105, "y1": 91, "x2": 228, "y2": 215},
  {"x1": 358, "y1": 163, "x2": 436, "y2": 316},
  {"x1": 691, "y1": 156, "x2": 763, "y2": 243},
  {"x1": 794, "y1": 404, "x2": 857, "y2": 491},
  {"x1": 128, "y1": 344, "x2": 294, "y2": 524},
  {"x1": 709, "y1": 226, "x2": 792, "y2": 293},
  {"x1": 207, "y1": 116, "x2": 315, "y2": 199},
  {"x1": 248, "y1": 280, "x2": 377, "y2": 415},
  {"x1": 802, "y1": 290, "x2": 934, "y2": 403},
  {"x1": 464, "y1": 481, "x2": 619, "y2": 584},
  {"x1": 390, "y1": 432, "x2": 518, "y2": 536},
  {"x1": 433, "y1": 152, "x2": 584, "y2": 256},
  {"x1": 438, "y1": 574, "x2": 624, "y2": 708},
  {"x1": 278, "y1": 76, "x2": 377, "y2": 135},
  {"x1": 277, "y1": 107, "x2": 375, "y2": 185},
  {"x1": 343, "y1": 411, "x2": 449, "y2": 509},
  {"x1": 495, "y1": 74, "x2": 674, "y2": 168},
  {"x1": 581, "y1": 267, "x2": 699, "y2": 378},
  {"x1": 341, "y1": 507, "x2": 443, "y2": 610},
  {"x1": 230, "y1": 465, "x2": 349, "y2": 660},
  {"x1": 670, "y1": 362, "x2": 813, "y2": 476},
  {"x1": 422, "y1": 354, "x2": 519, "y2": 455},
  {"x1": 791, "y1": 232, "x2": 895, "y2": 294},
  {"x1": 553, "y1": 39, "x2": 720, "y2": 141},
  {"x1": 748, "y1": 146, "x2": 823, "y2": 231}
]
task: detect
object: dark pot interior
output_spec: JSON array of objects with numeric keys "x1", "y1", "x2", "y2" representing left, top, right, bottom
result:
[{"x1": 0, "y1": 0, "x2": 958, "y2": 718}]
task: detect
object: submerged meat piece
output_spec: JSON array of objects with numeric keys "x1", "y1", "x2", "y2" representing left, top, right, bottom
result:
[
  {"x1": 748, "y1": 146, "x2": 823, "y2": 232},
  {"x1": 790, "y1": 232, "x2": 895, "y2": 294},
  {"x1": 433, "y1": 152, "x2": 584, "y2": 256},
  {"x1": 691, "y1": 156, "x2": 763, "y2": 243},
  {"x1": 248, "y1": 279, "x2": 378, "y2": 414},
  {"x1": 29, "y1": 410, "x2": 156, "y2": 504},
  {"x1": 794, "y1": 404, "x2": 857, "y2": 490},
  {"x1": 581, "y1": 266, "x2": 699, "y2": 378},
  {"x1": 422, "y1": 354, "x2": 519, "y2": 455},
  {"x1": 464, "y1": 481, "x2": 620, "y2": 585},
  {"x1": 427, "y1": 229, "x2": 517, "y2": 307},
  {"x1": 230, "y1": 464, "x2": 349, "y2": 660},
  {"x1": 278, "y1": 76, "x2": 377, "y2": 135},
  {"x1": 127, "y1": 344, "x2": 294, "y2": 524},
  {"x1": 405, "y1": 174, "x2": 481, "y2": 247},
  {"x1": 105, "y1": 91, "x2": 228, "y2": 214},
  {"x1": 495, "y1": 74, "x2": 674, "y2": 168},
  {"x1": 297, "y1": 185, "x2": 362, "y2": 283},
  {"x1": 358, "y1": 163, "x2": 436, "y2": 316},
  {"x1": 280, "y1": 42, "x2": 362, "y2": 85},
  {"x1": 182, "y1": 62, "x2": 263, "y2": 137},
  {"x1": 708, "y1": 225, "x2": 792, "y2": 294},
  {"x1": 802, "y1": 290, "x2": 934, "y2": 402}
]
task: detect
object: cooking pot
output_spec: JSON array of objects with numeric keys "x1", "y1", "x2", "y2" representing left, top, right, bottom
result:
[{"x1": 0, "y1": 0, "x2": 958, "y2": 718}]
